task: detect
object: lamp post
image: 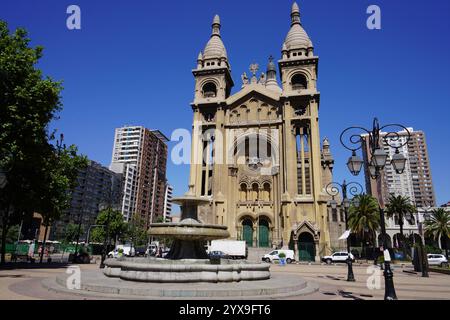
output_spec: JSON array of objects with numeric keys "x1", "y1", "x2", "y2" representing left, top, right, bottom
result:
[
  {"x1": 326, "y1": 180, "x2": 363, "y2": 282},
  {"x1": 339, "y1": 117, "x2": 411, "y2": 300},
  {"x1": 86, "y1": 224, "x2": 104, "y2": 246}
]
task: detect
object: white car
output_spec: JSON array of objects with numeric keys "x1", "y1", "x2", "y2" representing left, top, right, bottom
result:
[
  {"x1": 427, "y1": 254, "x2": 448, "y2": 267},
  {"x1": 262, "y1": 250, "x2": 295, "y2": 264},
  {"x1": 322, "y1": 252, "x2": 355, "y2": 264},
  {"x1": 108, "y1": 244, "x2": 135, "y2": 258}
]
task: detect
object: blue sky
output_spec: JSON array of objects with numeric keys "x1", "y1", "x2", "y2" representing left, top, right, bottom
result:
[{"x1": 2, "y1": 0, "x2": 450, "y2": 210}]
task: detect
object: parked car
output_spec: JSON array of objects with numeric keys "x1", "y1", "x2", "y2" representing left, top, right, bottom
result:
[
  {"x1": 107, "y1": 244, "x2": 135, "y2": 258},
  {"x1": 322, "y1": 252, "x2": 355, "y2": 264},
  {"x1": 161, "y1": 249, "x2": 170, "y2": 258},
  {"x1": 209, "y1": 250, "x2": 228, "y2": 259},
  {"x1": 262, "y1": 250, "x2": 295, "y2": 264},
  {"x1": 427, "y1": 254, "x2": 448, "y2": 267},
  {"x1": 146, "y1": 242, "x2": 159, "y2": 256},
  {"x1": 135, "y1": 246, "x2": 147, "y2": 257}
]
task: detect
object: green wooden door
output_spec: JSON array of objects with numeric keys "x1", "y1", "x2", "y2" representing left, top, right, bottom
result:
[
  {"x1": 298, "y1": 232, "x2": 315, "y2": 261},
  {"x1": 258, "y1": 223, "x2": 269, "y2": 247},
  {"x1": 243, "y1": 223, "x2": 253, "y2": 247},
  {"x1": 298, "y1": 243, "x2": 315, "y2": 261}
]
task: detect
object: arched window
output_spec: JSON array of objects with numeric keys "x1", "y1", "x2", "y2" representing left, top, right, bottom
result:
[
  {"x1": 252, "y1": 183, "x2": 259, "y2": 201},
  {"x1": 202, "y1": 82, "x2": 217, "y2": 98},
  {"x1": 291, "y1": 74, "x2": 307, "y2": 90},
  {"x1": 240, "y1": 183, "x2": 248, "y2": 201},
  {"x1": 263, "y1": 183, "x2": 271, "y2": 201}
]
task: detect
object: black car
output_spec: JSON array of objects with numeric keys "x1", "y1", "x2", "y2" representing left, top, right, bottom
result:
[{"x1": 135, "y1": 246, "x2": 147, "y2": 257}]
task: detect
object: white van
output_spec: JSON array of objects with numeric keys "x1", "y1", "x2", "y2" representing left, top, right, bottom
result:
[
  {"x1": 108, "y1": 244, "x2": 135, "y2": 258},
  {"x1": 262, "y1": 249, "x2": 295, "y2": 263}
]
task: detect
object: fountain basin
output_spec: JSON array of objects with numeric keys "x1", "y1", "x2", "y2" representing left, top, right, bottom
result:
[
  {"x1": 103, "y1": 257, "x2": 270, "y2": 283},
  {"x1": 148, "y1": 220, "x2": 230, "y2": 241}
]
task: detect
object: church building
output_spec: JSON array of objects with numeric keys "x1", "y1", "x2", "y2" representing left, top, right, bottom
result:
[{"x1": 186, "y1": 3, "x2": 340, "y2": 261}]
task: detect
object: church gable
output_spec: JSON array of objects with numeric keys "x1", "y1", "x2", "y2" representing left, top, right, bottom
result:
[{"x1": 226, "y1": 89, "x2": 281, "y2": 124}]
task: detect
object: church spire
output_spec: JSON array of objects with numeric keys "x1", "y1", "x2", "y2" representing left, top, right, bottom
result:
[
  {"x1": 212, "y1": 14, "x2": 221, "y2": 37},
  {"x1": 265, "y1": 55, "x2": 281, "y2": 93},
  {"x1": 202, "y1": 14, "x2": 228, "y2": 63},
  {"x1": 291, "y1": 2, "x2": 301, "y2": 26},
  {"x1": 282, "y1": 2, "x2": 313, "y2": 54}
]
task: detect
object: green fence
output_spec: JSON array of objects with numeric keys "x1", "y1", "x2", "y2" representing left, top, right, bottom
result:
[{"x1": 5, "y1": 243, "x2": 93, "y2": 255}]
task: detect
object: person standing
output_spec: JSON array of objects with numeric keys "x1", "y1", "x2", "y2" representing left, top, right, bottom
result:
[{"x1": 28, "y1": 240, "x2": 36, "y2": 262}]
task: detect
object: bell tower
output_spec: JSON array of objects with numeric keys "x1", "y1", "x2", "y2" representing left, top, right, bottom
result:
[
  {"x1": 278, "y1": 2, "x2": 331, "y2": 261},
  {"x1": 189, "y1": 15, "x2": 234, "y2": 225},
  {"x1": 192, "y1": 15, "x2": 233, "y2": 103}
]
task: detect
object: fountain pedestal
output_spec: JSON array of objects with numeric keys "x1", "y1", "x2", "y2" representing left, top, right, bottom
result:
[
  {"x1": 103, "y1": 191, "x2": 270, "y2": 283},
  {"x1": 148, "y1": 195, "x2": 229, "y2": 259}
]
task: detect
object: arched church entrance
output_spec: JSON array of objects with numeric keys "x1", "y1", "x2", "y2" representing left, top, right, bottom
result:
[
  {"x1": 258, "y1": 217, "x2": 270, "y2": 247},
  {"x1": 298, "y1": 232, "x2": 315, "y2": 261},
  {"x1": 242, "y1": 218, "x2": 253, "y2": 247}
]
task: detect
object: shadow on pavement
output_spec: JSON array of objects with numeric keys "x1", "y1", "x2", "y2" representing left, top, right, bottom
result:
[{"x1": 0, "y1": 262, "x2": 70, "y2": 270}]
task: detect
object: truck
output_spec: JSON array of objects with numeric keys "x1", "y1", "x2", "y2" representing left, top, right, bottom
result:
[{"x1": 208, "y1": 240, "x2": 247, "y2": 259}]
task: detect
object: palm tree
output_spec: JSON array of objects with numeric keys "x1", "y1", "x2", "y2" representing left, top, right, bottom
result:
[
  {"x1": 385, "y1": 194, "x2": 416, "y2": 255},
  {"x1": 425, "y1": 208, "x2": 450, "y2": 259},
  {"x1": 348, "y1": 194, "x2": 381, "y2": 259}
]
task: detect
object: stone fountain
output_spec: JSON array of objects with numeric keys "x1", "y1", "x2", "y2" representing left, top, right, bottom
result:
[{"x1": 103, "y1": 188, "x2": 270, "y2": 283}]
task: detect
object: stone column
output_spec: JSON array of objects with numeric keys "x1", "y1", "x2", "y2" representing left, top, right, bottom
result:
[
  {"x1": 314, "y1": 240, "x2": 320, "y2": 262},
  {"x1": 293, "y1": 233, "x2": 299, "y2": 260},
  {"x1": 253, "y1": 223, "x2": 257, "y2": 247}
]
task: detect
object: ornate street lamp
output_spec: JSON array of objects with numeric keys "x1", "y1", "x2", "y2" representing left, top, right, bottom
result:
[
  {"x1": 391, "y1": 150, "x2": 407, "y2": 174},
  {"x1": 326, "y1": 180, "x2": 364, "y2": 282},
  {"x1": 339, "y1": 117, "x2": 412, "y2": 300},
  {"x1": 346, "y1": 151, "x2": 364, "y2": 176}
]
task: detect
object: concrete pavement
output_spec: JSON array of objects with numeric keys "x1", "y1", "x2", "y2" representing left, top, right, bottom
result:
[{"x1": 0, "y1": 261, "x2": 449, "y2": 300}]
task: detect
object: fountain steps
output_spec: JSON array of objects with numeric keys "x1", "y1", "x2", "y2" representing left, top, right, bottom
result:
[{"x1": 44, "y1": 270, "x2": 318, "y2": 299}]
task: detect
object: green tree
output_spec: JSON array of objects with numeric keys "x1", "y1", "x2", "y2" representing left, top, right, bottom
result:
[
  {"x1": 37, "y1": 143, "x2": 87, "y2": 262},
  {"x1": 425, "y1": 208, "x2": 450, "y2": 259},
  {"x1": 385, "y1": 194, "x2": 416, "y2": 255},
  {"x1": 90, "y1": 208, "x2": 127, "y2": 246},
  {"x1": 127, "y1": 213, "x2": 148, "y2": 247},
  {"x1": 0, "y1": 21, "x2": 87, "y2": 263},
  {"x1": 348, "y1": 194, "x2": 381, "y2": 257},
  {"x1": 59, "y1": 222, "x2": 84, "y2": 259},
  {"x1": 0, "y1": 224, "x2": 19, "y2": 244},
  {"x1": 62, "y1": 223, "x2": 84, "y2": 244},
  {"x1": 1, "y1": 20, "x2": 62, "y2": 263}
]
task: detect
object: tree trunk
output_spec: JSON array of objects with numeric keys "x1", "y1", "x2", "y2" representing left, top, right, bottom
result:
[
  {"x1": 1, "y1": 222, "x2": 8, "y2": 264},
  {"x1": 444, "y1": 236, "x2": 449, "y2": 260},
  {"x1": 1, "y1": 204, "x2": 11, "y2": 265},
  {"x1": 39, "y1": 224, "x2": 49, "y2": 263},
  {"x1": 399, "y1": 217, "x2": 408, "y2": 260}
]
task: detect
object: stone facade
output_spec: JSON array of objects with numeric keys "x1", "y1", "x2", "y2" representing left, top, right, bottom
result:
[{"x1": 187, "y1": 3, "x2": 335, "y2": 261}]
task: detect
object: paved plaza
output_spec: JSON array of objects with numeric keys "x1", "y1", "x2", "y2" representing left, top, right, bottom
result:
[{"x1": 1, "y1": 261, "x2": 449, "y2": 300}]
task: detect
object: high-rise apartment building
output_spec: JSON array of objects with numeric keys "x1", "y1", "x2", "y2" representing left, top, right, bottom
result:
[
  {"x1": 51, "y1": 160, "x2": 123, "y2": 241},
  {"x1": 163, "y1": 184, "x2": 173, "y2": 222},
  {"x1": 110, "y1": 126, "x2": 169, "y2": 228},
  {"x1": 363, "y1": 128, "x2": 436, "y2": 207}
]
